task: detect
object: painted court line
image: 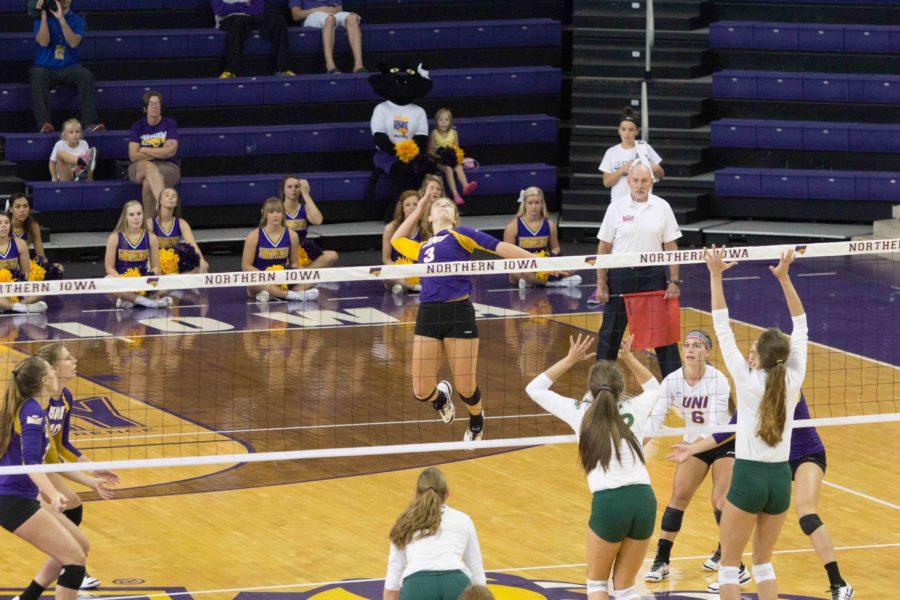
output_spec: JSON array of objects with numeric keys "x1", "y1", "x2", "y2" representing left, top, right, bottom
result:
[
  {"x1": 796, "y1": 271, "x2": 837, "y2": 277},
  {"x1": 823, "y1": 480, "x2": 900, "y2": 510},
  {"x1": 74, "y1": 543, "x2": 900, "y2": 600}
]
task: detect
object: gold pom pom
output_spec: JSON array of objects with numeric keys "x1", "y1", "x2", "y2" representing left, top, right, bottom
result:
[
  {"x1": 0, "y1": 268, "x2": 18, "y2": 302},
  {"x1": 265, "y1": 264, "x2": 288, "y2": 290},
  {"x1": 451, "y1": 144, "x2": 465, "y2": 165},
  {"x1": 120, "y1": 267, "x2": 146, "y2": 295},
  {"x1": 533, "y1": 250, "x2": 551, "y2": 283},
  {"x1": 395, "y1": 139, "x2": 420, "y2": 164},
  {"x1": 296, "y1": 246, "x2": 311, "y2": 268},
  {"x1": 27, "y1": 260, "x2": 46, "y2": 282},
  {"x1": 159, "y1": 248, "x2": 179, "y2": 275}
]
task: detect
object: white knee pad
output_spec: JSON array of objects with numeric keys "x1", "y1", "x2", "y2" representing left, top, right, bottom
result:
[
  {"x1": 753, "y1": 562, "x2": 776, "y2": 583},
  {"x1": 612, "y1": 586, "x2": 638, "y2": 599},
  {"x1": 718, "y1": 565, "x2": 741, "y2": 586},
  {"x1": 586, "y1": 579, "x2": 608, "y2": 594}
]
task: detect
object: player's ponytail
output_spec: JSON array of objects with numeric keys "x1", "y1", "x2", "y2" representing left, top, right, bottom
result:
[
  {"x1": 0, "y1": 357, "x2": 49, "y2": 456},
  {"x1": 579, "y1": 361, "x2": 644, "y2": 473},
  {"x1": 756, "y1": 328, "x2": 791, "y2": 446},
  {"x1": 389, "y1": 466, "x2": 448, "y2": 550}
]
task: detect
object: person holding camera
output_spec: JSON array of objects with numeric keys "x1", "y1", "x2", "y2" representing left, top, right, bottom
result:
[{"x1": 30, "y1": 0, "x2": 104, "y2": 134}]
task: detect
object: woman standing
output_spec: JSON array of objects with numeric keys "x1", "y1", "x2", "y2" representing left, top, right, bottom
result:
[
  {"x1": 383, "y1": 467, "x2": 485, "y2": 600},
  {"x1": 704, "y1": 247, "x2": 807, "y2": 600},
  {"x1": 525, "y1": 333, "x2": 658, "y2": 600},
  {"x1": 599, "y1": 107, "x2": 664, "y2": 202}
]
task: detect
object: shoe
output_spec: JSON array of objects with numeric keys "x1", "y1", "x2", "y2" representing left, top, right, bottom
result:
[
  {"x1": 410, "y1": 284, "x2": 422, "y2": 293},
  {"x1": 157, "y1": 296, "x2": 174, "y2": 308},
  {"x1": 326, "y1": 67, "x2": 341, "y2": 75},
  {"x1": 256, "y1": 290, "x2": 270, "y2": 303},
  {"x1": 518, "y1": 278, "x2": 528, "y2": 289},
  {"x1": 587, "y1": 290, "x2": 602, "y2": 305},
  {"x1": 546, "y1": 274, "x2": 582, "y2": 288},
  {"x1": 40, "y1": 122, "x2": 54, "y2": 133},
  {"x1": 453, "y1": 195, "x2": 465, "y2": 206},
  {"x1": 353, "y1": 67, "x2": 368, "y2": 74},
  {"x1": 81, "y1": 575, "x2": 101, "y2": 589},
  {"x1": 276, "y1": 70, "x2": 296, "y2": 76},
  {"x1": 462, "y1": 181, "x2": 478, "y2": 195},
  {"x1": 644, "y1": 560, "x2": 669, "y2": 582},
  {"x1": 703, "y1": 547, "x2": 720, "y2": 571},
  {"x1": 831, "y1": 584, "x2": 854, "y2": 600},
  {"x1": 219, "y1": 71, "x2": 236, "y2": 79},
  {"x1": 116, "y1": 298, "x2": 134, "y2": 309},
  {"x1": 298, "y1": 288, "x2": 319, "y2": 302},
  {"x1": 391, "y1": 283, "x2": 404, "y2": 295},
  {"x1": 435, "y1": 380, "x2": 455, "y2": 424},
  {"x1": 706, "y1": 565, "x2": 751, "y2": 592},
  {"x1": 74, "y1": 167, "x2": 88, "y2": 182},
  {"x1": 464, "y1": 410, "x2": 483, "y2": 443},
  {"x1": 84, "y1": 147, "x2": 97, "y2": 173},
  {"x1": 86, "y1": 122, "x2": 105, "y2": 132}
]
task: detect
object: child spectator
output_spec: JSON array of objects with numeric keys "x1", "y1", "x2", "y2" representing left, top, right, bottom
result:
[
  {"x1": 211, "y1": 0, "x2": 295, "y2": 78},
  {"x1": 30, "y1": 0, "x2": 103, "y2": 133},
  {"x1": 289, "y1": 1, "x2": 365, "y2": 74},
  {"x1": 127, "y1": 91, "x2": 180, "y2": 219},
  {"x1": 48, "y1": 118, "x2": 95, "y2": 182},
  {"x1": 428, "y1": 108, "x2": 477, "y2": 206}
]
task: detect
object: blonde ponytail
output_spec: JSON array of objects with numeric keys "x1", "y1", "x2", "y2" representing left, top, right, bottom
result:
[{"x1": 389, "y1": 467, "x2": 448, "y2": 549}]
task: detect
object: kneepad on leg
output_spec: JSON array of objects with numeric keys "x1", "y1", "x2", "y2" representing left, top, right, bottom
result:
[
  {"x1": 57, "y1": 564, "x2": 86, "y2": 591},
  {"x1": 753, "y1": 562, "x2": 776, "y2": 583},
  {"x1": 799, "y1": 513, "x2": 823, "y2": 536},
  {"x1": 718, "y1": 566, "x2": 741, "y2": 587},
  {"x1": 660, "y1": 506, "x2": 684, "y2": 533},
  {"x1": 459, "y1": 387, "x2": 480, "y2": 406}
]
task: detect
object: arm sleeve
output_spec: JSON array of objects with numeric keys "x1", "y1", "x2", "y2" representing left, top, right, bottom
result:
[
  {"x1": 166, "y1": 119, "x2": 179, "y2": 141},
  {"x1": 18, "y1": 401, "x2": 46, "y2": 466},
  {"x1": 413, "y1": 107, "x2": 429, "y2": 137},
  {"x1": 525, "y1": 373, "x2": 584, "y2": 433},
  {"x1": 711, "y1": 374, "x2": 733, "y2": 427},
  {"x1": 463, "y1": 517, "x2": 487, "y2": 586},
  {"x1": 452, "y1": 227, "x2": 500, "y2": 254},
  {"x1": 647, "y1": 143, "x2": 662, "y2": 164},
  {"x1": 70, "y1": 14, "x2": 85, "y2": 36},
  {"x1": 712, "y1": 411, "x2": 737, "y2": 445},
  {"x1": 786, "y1": 313, "x2": 808, "y2": 384},
  {"x1": 129, "y1": 121, "x2": 141, "y2": 144},
  {"x1": 712, "y1": 309, "x2": 749, "y2": 388},
  {"x1": 384, "y1": 543, "x2": 406, "y2": 591},
  {"x1": 390, "y1": 237, "x2": 422, "y2": 262},
  {"x1": 596, "y1": 205, "x2": 616, "y2": 243},
  {"x1": 661, "y1": 202, "x2": 682, "y2": 243}
]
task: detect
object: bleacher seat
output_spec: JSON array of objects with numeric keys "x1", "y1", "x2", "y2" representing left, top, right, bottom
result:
[
  {"x1": 28, "y1": 164, "x2": 556, "y2": 212},
  {"x1": 712, "y1": 70, "x2": 900, "y2": 104},
  {"x1": 0, "y1": 67, "x2": 561, "y2": 113},
  {"x1": 710, "y1": 21, "x2": 898, "y2": 54},
  {"x1": 3, "y1": 114, "x2": 556, "y2": 162},
  {"x1": 712, "y1": 119, "x2": 900, "y2": 153},
  {"x1": 715, "y1": 168, "x2": 899, "y2": 202}
]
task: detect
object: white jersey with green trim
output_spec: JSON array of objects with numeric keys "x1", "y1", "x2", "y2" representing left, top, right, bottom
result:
[{"x1": 526, "y1": 374, "x2": 658, "y2": 492}]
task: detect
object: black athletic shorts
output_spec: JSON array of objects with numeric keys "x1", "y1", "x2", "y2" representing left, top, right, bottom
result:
[
  {"x1": 0, "y1": 495, "x2": 41, "y2": 533},
  {"x1": 789, "y1": 450, "x2": 827, "y2": 479},
  {"x1": 694, "y1": 438, "x2": 736, "y2": 466},
  {"x1": 414, "y1": 299, "x2": 478, "y2": 340}
]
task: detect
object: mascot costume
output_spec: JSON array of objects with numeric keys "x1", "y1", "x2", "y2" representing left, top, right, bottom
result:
[{"x1": 368, "y1": 63, "x2": 433, "y2": 220}]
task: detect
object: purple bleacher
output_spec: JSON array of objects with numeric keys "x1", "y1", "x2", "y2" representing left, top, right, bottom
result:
[
  {"x1": 0, "y1": 20, "x2": 560, "y2": 62},
  {"x1": 715, "y1": 168, "x2": 899, "y2": 202},
  {"x1": 3, "y1": 115, "x2": 556, "y2": 161},
  {"x1": 712, "y1": 70, "x2": 900, "y2": 104},
  {"x1": 28, "y1": 164, "x2": 556, "y2": 212},
  {"x1": 712, "y1": 119, "x2": 900, "y2": 153},
  {"x1": 0, "y1": 66, "x2": 560, "y2": 113},
  {"x1": 710, "y1": 21, "x2": 899, "y2": 53}
]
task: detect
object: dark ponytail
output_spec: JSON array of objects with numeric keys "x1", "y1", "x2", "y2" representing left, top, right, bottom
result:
[
  {"x1": 578, "y1": 361, "x2": 644, "y2": 472},
  {"x1": 621, "y1": 106, "x2": 640, "y2": 126}
]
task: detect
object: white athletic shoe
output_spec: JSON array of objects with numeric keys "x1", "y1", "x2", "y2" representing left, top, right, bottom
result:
[
  {"x1": 411, "y1": 284, "x2": 422, "y2": 293},
  {"x1": 19, "y1": 301, "x2": 48, "y2": 313},
  {"x1": 435, "y1": 380, "x2": 454, "y2": 424},
  {"x1": 116, "y1": 298, "x2": 134, "y2": 309},
  {"x1": 546, "y1": 274, "x2": 582, "y2": 287},
  {"x1": 297, "y1": 288, "x2": 319, "y2": 302},
  {"x1": 157, "y1": 296, "x2": 174, "y2": 307},
  {"x1": 464, "y1": 410, "x2": 484, "y2": 443},
  {"x1": 81, "y1": 575, "x2": 101, "y2": 589},
  {"x1": 644, "y1": 560, "x2": 670, "y2": 582},
  {"x1": 256, "y1": 290, "x2": 271, "y2": 303},
  {"x1": 706, "y1": 565, "x2": 751, "y2": 592},
  {"x1": 831, "y1": 584, "x2": 854, "y2": 600},
  {"x1": 703, "y1": 547, "x2": 721, "y2": 571},
  {"x1": 391, "y1": 283, "x2": 404, "y2": 295},
  {"x1": 518, "y1": 278, "x2": 529, "y2": 289}
]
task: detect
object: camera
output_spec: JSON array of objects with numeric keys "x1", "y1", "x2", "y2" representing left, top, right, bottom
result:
[{"x1": 41, "y1": 0, "x2": 59, "y2": 12}]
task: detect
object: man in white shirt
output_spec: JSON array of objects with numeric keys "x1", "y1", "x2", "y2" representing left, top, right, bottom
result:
[{"x1": 592, "y1": 163, "x2": 683, "y2": 377}]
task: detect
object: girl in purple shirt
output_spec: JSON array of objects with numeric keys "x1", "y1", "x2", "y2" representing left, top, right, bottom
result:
[{"x1": 391, "y1": 196, "x2": 533, "y2": 442}]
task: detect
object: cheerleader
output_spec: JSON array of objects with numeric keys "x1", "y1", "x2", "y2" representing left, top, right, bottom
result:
[
  {"x1": 525, "y1": 333, "x2": 658, "y2": 600},
  {"x1": 384, "y1": 467, "x2": 485, "y2": 600},
  {"x1": 241, "y1": 197, "x2": 319, "y2": 303},
  {"x1": 0, "y1": 357, "x2": 88, "y2": 600},
  {"x1": 502, "y1": 187, "x2": 580, "y2": 289},
  {"x1": 391, "y1": 195, "x2": 533, "y2": 441},
  {"x1": 0, "y1": 212, "x2": 47, "y2": 314},
  {"x1": 644, "y1": 329, "x2": 743, "y2": 583},
  {"x1": 147, "y1": 187, "x2": 209, "y2": 274},
  {"x1": 103, "y1": 201, "x2": 171, "y2": 309},
  {"x1": 280, "y1": 176, "x2": 339, "y2": 269},
  {"x1": 382, "y1": 190, "x2": 423, "y2": 295},
  {"x1": 14, "y1": 343, "x2": 118, "y2": 597},
  {"x1": 703, "y1": 247, "x2": 806, "y2": 600}
]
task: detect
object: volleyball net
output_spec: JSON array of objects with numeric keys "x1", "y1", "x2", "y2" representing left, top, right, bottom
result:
[{"x1": 0, "y1": 238, "x2": 897, "y2": 476}]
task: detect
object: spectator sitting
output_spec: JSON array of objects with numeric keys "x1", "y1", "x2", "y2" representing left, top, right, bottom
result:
[
  {"x1": 428, "y1": 108, "x2": 477, "y2": 206},
  {"x1": 30, "y1": 0, "x2": 104, "y2": 134},
  {"x1": 289, "y1": 1, "x2": 365, "y2": 74},
  {"x1": 128, "y1": 91, "x2": 180, "y2": 219},
  {"x1": 211, "y1": 0, "x2": 295, "y2": 78},
  {"x1": 49, "y1": 118, "x2": 96, "y2": 182}
]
